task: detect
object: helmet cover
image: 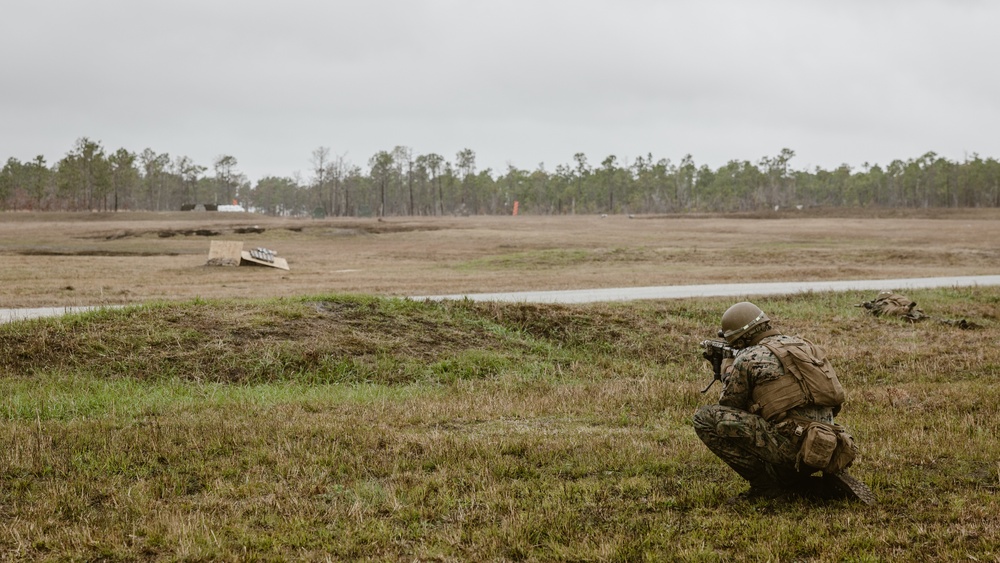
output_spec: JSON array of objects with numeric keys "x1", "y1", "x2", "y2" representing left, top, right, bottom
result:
[{"x1": 719, "y1": 302, "x2": 769, "y2": 344}]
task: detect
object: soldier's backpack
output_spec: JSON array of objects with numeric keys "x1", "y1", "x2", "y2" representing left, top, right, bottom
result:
[{"x1": 750, "y1": 337, "x2": 846, "y2": 421}]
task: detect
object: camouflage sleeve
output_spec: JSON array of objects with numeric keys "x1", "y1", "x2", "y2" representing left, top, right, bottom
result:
[
  {"x1": 719, "y1": 342, "x2": 788, "y2": 412},
  {"x1": 718, "y1": 354, "x2": 752, "y2": 410}
]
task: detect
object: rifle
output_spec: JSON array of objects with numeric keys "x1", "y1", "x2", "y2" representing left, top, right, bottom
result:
[{"x1": 700, "y1": 339, "x2": 735, "y2": 393}]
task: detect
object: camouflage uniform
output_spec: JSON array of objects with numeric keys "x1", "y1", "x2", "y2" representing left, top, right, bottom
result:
[
  {"x1": 859, "y1": 291, "x2": 979, "y2": 329},
  {"x1": 693, "y1": 334, "x2": 835, "y2": 490},
  {"x1": 858, "y1": 291, "x2": 927, "y2": 321}
]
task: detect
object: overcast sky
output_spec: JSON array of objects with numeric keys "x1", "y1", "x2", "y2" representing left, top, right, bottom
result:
[{"x1": 2, "y1": 1, "x2": 997, "y2": 183}]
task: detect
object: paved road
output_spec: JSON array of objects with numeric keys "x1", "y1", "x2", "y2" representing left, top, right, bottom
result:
[
  {"x1": 0, "y1": 306, "x2": 116, "y2": 324},
  {"x1": 414, "y1": 274, "x2": 1000, "y2": 304},
  {"x1": 3, "y1": 275, "x2": 1000, "y2": 323}
]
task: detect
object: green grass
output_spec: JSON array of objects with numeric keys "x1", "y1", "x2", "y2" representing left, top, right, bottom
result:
[{"x1": 0, "y1": 289, "x2": 998, "y2": 561}]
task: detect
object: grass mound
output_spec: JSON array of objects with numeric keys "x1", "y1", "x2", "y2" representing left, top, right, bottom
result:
[
  {"x1": 0, "y1": 295, "x2": 712, "y2": 385},
  {"x1": 0, "y1": 296, "x2": 535, "y2": 384}
]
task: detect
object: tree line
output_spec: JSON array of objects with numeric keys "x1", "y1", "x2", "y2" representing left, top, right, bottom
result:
[{"x1": 3, "y1": 139, "x2": 1000, "y2": 216}]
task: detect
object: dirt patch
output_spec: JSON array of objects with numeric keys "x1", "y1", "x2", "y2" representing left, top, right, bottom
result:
[{"x1": 16, "y1": 249, "x2": 181, "y2": 257}]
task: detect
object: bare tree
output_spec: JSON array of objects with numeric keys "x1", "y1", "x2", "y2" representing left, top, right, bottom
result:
[
  {"x1": 108, "y1": 148, "x2": 138, "y2": 211},
  {"x1": 369, "y1": 150, "x2": 394, "y2": 217},
  {"x1": 456, "y1": 148, "x2": 476, "y2": 213},
  {"x1": 213, "y1": 155, "x2": 242, "y2": 204},
  {"x1": 419, "y1": 153, "x2": 445, "y2": 215},
  {"x1": 392, "y1": 146, "x2": 413, "y2": 215},
  {"x1": 311, "y1": 146, "x2": 330, "y2": 216},
  {"x1": 326, "y1": 152, "x2": 350, "y2": 216},
  {"x1": 177, "y1": 156, "x2": 207, "y2": 207}
]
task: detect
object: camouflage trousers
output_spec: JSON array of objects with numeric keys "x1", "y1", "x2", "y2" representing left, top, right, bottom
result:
[{"x1": 693, "y1": 404, "x2": 809, "y2": 487}]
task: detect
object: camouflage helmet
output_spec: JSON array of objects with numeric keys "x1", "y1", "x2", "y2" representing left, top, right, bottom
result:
[{"x1": 719, "y1": 302, "x2": 769, "y2": 345}]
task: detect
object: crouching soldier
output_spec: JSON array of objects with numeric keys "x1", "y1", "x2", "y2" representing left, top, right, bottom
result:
[{"x1": 694, "y1": 302, "x2": 875, "y2": 503}]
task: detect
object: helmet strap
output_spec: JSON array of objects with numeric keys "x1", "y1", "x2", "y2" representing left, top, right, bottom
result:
[{"x1": 733, "y1": 324, "x2": 778, "y2": 348}]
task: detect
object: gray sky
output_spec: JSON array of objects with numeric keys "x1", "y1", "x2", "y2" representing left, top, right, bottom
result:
[{"x1": 2, "y1": 0, "x2": 997, "y2": 184}]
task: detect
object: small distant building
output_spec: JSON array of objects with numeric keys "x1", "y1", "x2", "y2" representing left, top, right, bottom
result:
[{"x1": 181, "y1": 203, "x2": 246, "y2": 212}]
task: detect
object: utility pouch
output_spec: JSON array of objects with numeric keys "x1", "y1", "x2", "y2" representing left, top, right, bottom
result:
[
  {"x1": 797, "y1": 423, "x2": 838, "y2": 471},
  {"x1": 825, "y1": 425, "x2": 858, "y2": 475}
]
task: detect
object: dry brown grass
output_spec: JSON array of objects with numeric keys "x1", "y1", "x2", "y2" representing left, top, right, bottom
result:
[{"x1": 2, "y1": 208, "x2": 999, "y2": 308}]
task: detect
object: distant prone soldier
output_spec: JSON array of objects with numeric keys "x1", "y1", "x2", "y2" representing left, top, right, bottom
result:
[
  {"x1": 857, "y1": 291, "x2": 926, "y2": 321},
  {"x1": 858, "y1": 291, "x2": 979, "y2": 329}
]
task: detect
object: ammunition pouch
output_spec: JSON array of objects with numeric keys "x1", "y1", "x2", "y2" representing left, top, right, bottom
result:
[{"x1": 796, "y1": 422, "x2": 857, "y2": 475}]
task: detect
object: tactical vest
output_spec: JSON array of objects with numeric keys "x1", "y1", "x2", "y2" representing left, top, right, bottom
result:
[{"x1": 749, "y1": 337, "x2": 846, "y2": 421}]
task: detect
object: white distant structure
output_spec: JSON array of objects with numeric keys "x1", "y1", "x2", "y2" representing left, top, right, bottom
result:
[{"x1": 217, "y1": 204, "x2": 246, "y2": 212}]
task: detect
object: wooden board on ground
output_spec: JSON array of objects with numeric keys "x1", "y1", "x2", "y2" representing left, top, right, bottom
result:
[
  {"x1": 207, "y1": 240, "x2": 289, "y2": 270},
  {"x1": 207, "y1": 240, "x2": 243, "y2": 266},
  {"x1": 240, "y1": 249, "x2": 290, "y2": 270}
]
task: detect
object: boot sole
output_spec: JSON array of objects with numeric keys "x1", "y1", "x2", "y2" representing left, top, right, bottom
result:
[{"x1": 824, "y1": 472, "x2": 876, "y2": 505}]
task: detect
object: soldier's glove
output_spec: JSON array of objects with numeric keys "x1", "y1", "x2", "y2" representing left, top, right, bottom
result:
[
  {"x1": 721, "y1": 357, "x2": 734, "y2": 383},
  {"x1": 702, "y1": 350, "x2": 723, "y2": 375}
]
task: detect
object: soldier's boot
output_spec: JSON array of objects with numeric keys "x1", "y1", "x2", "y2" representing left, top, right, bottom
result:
[
  {"x1": 823, "y1": 471, "x2": 876, "y2": 505},
  {"x1": 731, "y1": 476, "x2": 787, "y2": 502}
]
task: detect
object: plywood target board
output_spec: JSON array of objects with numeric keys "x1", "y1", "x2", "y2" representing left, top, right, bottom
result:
[
  {"x1": 240, "y1": 248, "x2": 290, "y2": 270},
  {"x1": 206, "y1": 241, "x2": 243, "y2": 266},
  {"x1": 207, "y1": 241, "x2": 289, "y2": 270}
]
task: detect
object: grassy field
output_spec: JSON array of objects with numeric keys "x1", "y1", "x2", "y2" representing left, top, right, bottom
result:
[{"x1": 1, "y1": 210, "x2": 999, "y2": 561}]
